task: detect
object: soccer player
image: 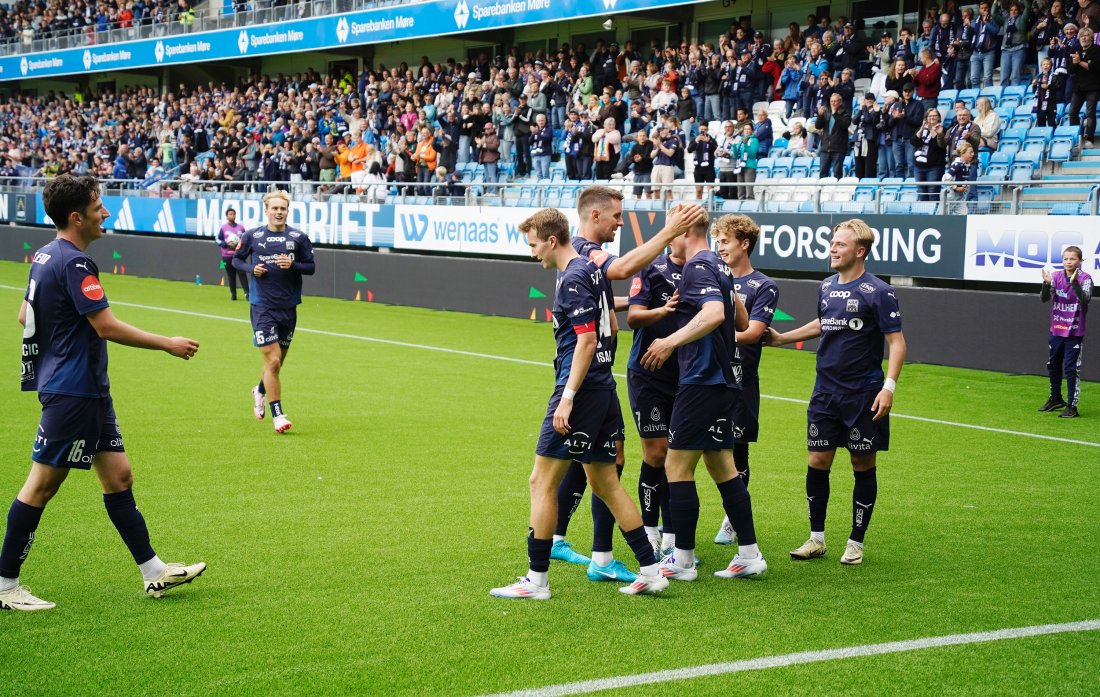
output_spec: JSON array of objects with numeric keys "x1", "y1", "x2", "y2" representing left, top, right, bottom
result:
[
  {"x1": 217, "y1": 207, "x2": 248, "y2": 301},
  {"x1": 626, "y1": 239, "x2": 684, "y2": 558},
  {"x1": 766, "y1": 219, "x2": 907, "y2": 566},
  {"x1": 551, "y1": 186, "x2": 706, "y2": 584},
  {"x1": 234, "y1": 190, "x2": 316, "y2": 434},
  {"x1": 1039, "y1": 246, "x2": 1092, "y2": 418},
  {"x1": 710, "y1": 215, "x2": 779, "y2": 545},
  {"x1": 1, "y1": 174, "x2": 205, "y2": 611},
  {"x1": 640, "y1": 212, "x2": 769, "y2": 581},
  {"x1": 490, "y1": 209, "x2": 668, "y2": 599}
]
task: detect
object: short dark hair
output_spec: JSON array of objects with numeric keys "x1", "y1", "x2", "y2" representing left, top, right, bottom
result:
[{"x1": 43, "y1": 174, "x2": 99, "y2": 230}]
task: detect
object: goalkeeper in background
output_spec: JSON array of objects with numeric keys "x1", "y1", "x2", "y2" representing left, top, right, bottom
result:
[{"x1": 217, "y1": 207, "x2": 248, "y2": 301}]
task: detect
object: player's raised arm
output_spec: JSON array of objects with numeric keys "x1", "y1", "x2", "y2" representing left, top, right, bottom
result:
[
  {"x1": 86, "y1": 307, "x2": 199, "y2": 359},
  {"x1": 606, "y1": 203, "x2": 707, "y2": 280}
]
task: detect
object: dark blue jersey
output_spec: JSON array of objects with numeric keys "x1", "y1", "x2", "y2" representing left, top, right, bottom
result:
[
  {"x1": 733, "y1": 269, "x2": 779, "y2": 384},
  {"x1": 815, "y1": 272, "x2": 902, "y2": 394},
  {"x1": 552, "y1": 257, "x2": 615, "y2": 389},
  {"x1": 232, "y1": 225, "x2": 316, "y2": 310},
  {"x1": 675, "y1": 250, "x2": 739, "y2": 388},
  {"x1": 21, "y1": 238, "x2": 110, "y2": 398},
  {"x1": 627, "y1": 253, "x2": 682, "y2": 387},
  {"x1": 571, "y1": 236, "x2": 619, "y2": 363}
]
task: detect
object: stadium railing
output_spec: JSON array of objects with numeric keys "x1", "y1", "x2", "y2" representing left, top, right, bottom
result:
[
  {"x1": 3, "y1": 178, "x2": 1098, "y2": 217},
  {"x1": 0, "y1": 0, "x2": 421, "y2": 55}
]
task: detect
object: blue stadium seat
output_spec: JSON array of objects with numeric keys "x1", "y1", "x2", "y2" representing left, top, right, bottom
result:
[
  {"x1": 994, "y1": 105, "x2": 1014, "y2": 122},
  {"x1": 1053, "y1": 124, "x2": 1081, "y2": 146},
  {"x1": 1000, "y1": 127, "x2": 1029, "y2": 149},
  {"x1": 982, "y1": 166, "x2": 1009, "y2": 185},
  {"x1": 989, "y1": 150, "x2": 1015, "y2": 168},
  {"x1": 720, "y1": 199, "x2": 741, "y2": 212},
  {"x1": 910, "y1": 201, "x2": 940, "y2": 214},
  {"x1": 756, "y1": 157, "x2": 775, "y2": 178},
  {"x1": 770, "y1": 156, "x2": 793, "y2": 179},
  {"x1": 1008, "y1": 114, "x2": 1036, "y2": 131},
  {"x1": 958, "y1": 88, "x2": 980, "y2": 108},
  {"x1": 791, "y1": 156, "x2": 814, "y2": 178},
  {"x1": 1024, "y1": 126, "x2": 1054, "y2": 151},
  {"x1": 822, "y1": 201, "x2": 845, "y2": 213},
  {"x1": 740, "y1": 200, "x2": 761, "y2": 212},
  {"x1": 1015, "y1": 150, "x2": 1042, "y2": 169},
  {"x1": 979, "y1": 86, "x2": 1004, "y2": 107},
  {"x1": 1010, "y1": 163, "x2": 1035, "y2": 181},
  {"x1": 938, "y1": 89, "x2": 958, "y2": 113},
  {"x1": 884, "y1": 201, "x2": 912, "y2": 214},
  {"x1": 1050, "y1": 202, "x2": 1084, "y2": 215},
  {"x1": 978, "y1": 150, "x2": 991, "y2": 171},
  {"x1": 1048, "y1": 140, "x2": 1073, "y2": 166},
  {"x1": 1003, "y1": 84, "x2": 1028, "y2": 99}
]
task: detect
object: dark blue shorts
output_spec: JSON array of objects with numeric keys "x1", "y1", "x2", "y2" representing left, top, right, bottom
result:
[
  {"x1": 251, "y1": 305, "x2": 297, "y2": 348},
  {"x1": 668, "y1": 384, "x2": 739, "y2": 451},
  {"x1": 731, "y1": 379, "x2": 760, "y2": 443},
  {"x1": 34, "y1": 394, "x2": 124, "y2": 469},
  {"x1": 536, "y1": 385, "x2": 623, "y2": 464},
  {"x1": 627, "y1": 370, "x2": 676, "y2": 439},
  {"x1": 806, "y1": 390, "x2": 890, "y2": 453}
]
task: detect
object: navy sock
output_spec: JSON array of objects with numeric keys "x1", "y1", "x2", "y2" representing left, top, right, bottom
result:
[
  {"x1": 716, "y1": 476, "x2": 757, "y2": 546},
  {"x1": 807, "y1": 467, "x2": 831, "y2": 533},
  {"x1": 590, "y1": 464, "x2": 622, "y2": 553},
  {"x1": 554, "y1": 461, "x2": 587, "y2": 537},
  {"x1": 257, "y1": 377, "x2": 266, "y2": 396},
  {"x1": 622, "y1": 525, "x2": 657, "y2": 567},
  {"x1": 0, "y1": 499, "x2": 45, "y2": 579},
  {"x1": 668, "y1": 481, "x2": 699, "y2": 551},
  {"x1": 103, "y1": 488, "x2": 156, "y2": 565},
  {"x1": 527, "y1": 530, "x2": 552, "y2": 573},
  {"x1": 733, "y1": 443, "x2": 750, "y2": 488},
  {"x1": 851, "y1": 468, "x2": 878, "y2": 544},
  {"x1": 638, "y1": 462, "x2": 663, "y2": 528},
  {"x1": 657, "y1": 467, "x2": 673, "y2": 533},
  {"x1": 269, "y1": 400, "x2": 284, "y2": 418}
]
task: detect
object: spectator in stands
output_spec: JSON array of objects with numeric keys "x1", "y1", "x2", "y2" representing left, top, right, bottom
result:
[
  {"x1": 779, "y1": 55, "x2": 802, "y2": 118},
  {"x1": 513, "y1": 95, "x2": 533, "y2": 177},
  {"x1": 944, "y1": 141, "x2": 978, "y2": 214},
  {"x1": 753, "y1": 109, "x2": 773, "y2": 158},
  {"x1": 493, "y1": 102, "x2": 515, "y2": 164},
  {"x1": 592, "y1": 117, "x2": 622, "y2": 180},
  {"x1": 688, "y1": 120, "x2": 717, "y2": 198},
  {"x1": 651, "y1": 122, "x2": 680, "y2": 200},
  {"x1": 954, "y1": 8, "x2": 975, "y2": 89},
  {"x1": 893, "y1": 26, "x2": 917, "y2": 65},
  {"x1": 945, "y1": 107, "x2": 981, "y2": 161},
  {"x1": 1069, "y1": 26, "x2": 1100, "y2": 147},
  {"x1": 876, "y1": 90, "x2": 899, "y2": 177},
  {"x1": 676, "y1": 86, "x2": 697, "y2": 137},
  {"x1": 1078, "y1": 0, "x2": 1100, "y2": 33},
  {"x1": 885, "y1": 58, "x2": 910, "y2": 96},
  {"x1": 969, "y1": 1, "x2": 1001, "y2": 88},
  {"x1": 1000, "y1": 2, "x2": 1029, "y2": 87},
  {"x1": 911, "y1": 49, "x2": 942, "y2": 111},
  {"x1": 973, "y1": 96, "x2": 1001, "y2": 151},
  {"x1": 781, "y1": 121, "x2": 812, "y2": 157},
  {"x1": 732, "y1": 122, "x2": 760, "y2": 200},
  {"x1": 573, "y1": 112, "x2": 597, "y2": 180},
  {"x1": 1033, "y1": 2, "x2": 1066, "y2": 68},
  {"x1": 815, "y1": 92, "x2": 851, "y2": 179},
  {"x1": 530, "y1": 113, "x2": 553, "y2": 180},
  {"x1": 476, "y1": 122, "x2": 501, "y2": 193},
  {"x1": 715, "y1": 120, "x2": 738, "y2": 198},
  {"x1": 626, "y1": 128, "x2": 654, "y2": 199},
  {"x1": 889, "y1": 84, "x2": 923, "y2": 178},
  {"x1": 852, "y1": 92, "x2": 880, "y2": 179},
  {"x1": 1033, "y1": 57, "x2": 1063, "y2": 127},
  {"x1": 912, "y1": 107, "x2": 947, "y2": 201},
  {"x1": 319, "y1": 133, "x2": 338, "y2": 183}
]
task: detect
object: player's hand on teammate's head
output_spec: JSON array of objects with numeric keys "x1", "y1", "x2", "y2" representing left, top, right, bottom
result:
[
  {"x1": 167, "y1": 337, "x2": 200, "y2": 360},
  {"x1": 666, "y1": 202, "x2": 705, "y2": 235}
]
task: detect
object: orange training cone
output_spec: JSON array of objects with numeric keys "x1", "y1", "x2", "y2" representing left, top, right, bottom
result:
[{"x1": 355, "y1": 290, "x2": 361, "y2": 301}]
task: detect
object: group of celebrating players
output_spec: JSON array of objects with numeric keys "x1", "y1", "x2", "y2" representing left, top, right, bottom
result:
[{"x1": 491, "y1": 185, "x2": 907, "y2": 599}]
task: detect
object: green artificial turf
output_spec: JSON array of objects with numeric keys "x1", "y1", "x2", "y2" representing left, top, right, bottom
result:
[{"x1": 0, "y1": 261, "x2": 1095, "y2": 695}]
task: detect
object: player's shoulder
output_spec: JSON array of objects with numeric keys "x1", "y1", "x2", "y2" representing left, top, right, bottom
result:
[
  {"x1": 856, "y1": 272, "x2": 894, "y2": 297},
  {"x1": 819, "y1": 273, "x2": 840, "y2": 292},
  {"x1": 286, "y1": 226, "x2": 310, "y2": 241},
  {"x1": 246, "y1": 225, "x2": 266, "y2": 239}
]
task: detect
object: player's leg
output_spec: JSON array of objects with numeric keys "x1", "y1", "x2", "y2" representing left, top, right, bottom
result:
[
  {"x1": 587, "y1": 439, "x2": 623, "y2": 568},
  {"x1": 1060, "y1": 338, "x2": 1083, "y2": 417},
  {"x1": 582, "y1": 461, "x2": 667, "y2": 595},
  {"x1": 793, "y1": 393, "x2": 839, "y2": 559},
  {"x1": 490, "y1": 455, "x2": 569, "y2": 600},
  {"x1": 638, "y1": 436, "x2": 670, "y2": 554},
  {"x1": 0, "y1": 463, "x2": 69, "y2": 610},
  {"x1": 93, "y1": 450, "x2": 206, "y2": 597},
  {"x1": 587, "y1": 397, "x2": 633, "y2": 581},
  {"x1": 268, "y1": 315, "x2": 296, "y2": 432},
  {"x1": 840, "y1": 391, "x2": 889, "y2": 565},
  {"x1": 224, "y1": 263, "x2": 238, "y2": 300},
  {"x1": 717, "y1": 383, "x2": 759, "y2": 544},
  {"x1": 1040, "y1": 335, "x2": 1068, "y2": 411},
  {"x1": 662, "y1": 448, "x2": 702, "y2": 579},
  {"x1": 549, "y1": 461, "x2": 590, "y2": 564},
  {"x1": 703, "y1": 449, "x2": 767, "y2": 578},
  {"x1": 715, "y1": 443, "x2": 749, "y2": 545}
]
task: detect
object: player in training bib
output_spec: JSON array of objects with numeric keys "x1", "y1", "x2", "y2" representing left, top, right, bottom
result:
[
  {"x1": 710, "y1": 215, "x2": 779, "y2": 546},
  {"x1": 0, "y1": 174, "x2": 205, "y2": 611},
  {"x1": 767, "y1": 219, "x2": 907, "y2": 566},
  {"x1": 1038, "y1": 245, "x2": 1092, "y2": 418},
  {"x1": 626, "y1": 241, "x2": 684, "y2": 558},
  {"x1": 490, "y1": 209, "x2": 668, "y2": 599},
  {"x1": 234, "y1": 190, "x2": 316, "y2": 434},
  {"x1": 640, "y1": 211, "x2": 769, "y2": 582},
  {"x1": 550, "y1": 186, "x2": 705, "y2": 584}
]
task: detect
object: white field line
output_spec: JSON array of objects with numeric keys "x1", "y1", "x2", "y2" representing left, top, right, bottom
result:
[
  {"x1": 479, "y1": 619, "x2": 1100, "y2": 697},
  {"x1": 3, "y1": 284, "x2": 1097, "y2": 448}
]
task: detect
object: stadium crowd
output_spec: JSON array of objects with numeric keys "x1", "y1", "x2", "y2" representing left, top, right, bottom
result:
[
  {"x1": 2, "y1": 0, "x2": 1097, "y2": 195},
  {"x1": 0, "y1": 0, "x2": 197, "y2": 47}
]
